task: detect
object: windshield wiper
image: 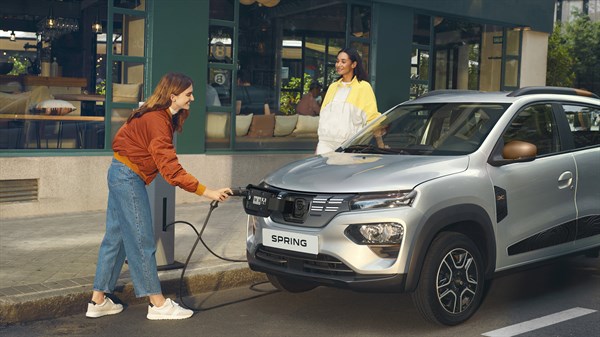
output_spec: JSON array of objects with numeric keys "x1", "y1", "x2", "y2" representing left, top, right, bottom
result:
[{"x1": 343, "y1": 144, "x2": 409, "y2": 155}]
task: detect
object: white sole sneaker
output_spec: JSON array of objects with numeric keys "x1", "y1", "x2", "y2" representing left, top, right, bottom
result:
[
  {"x1": 147, "y1": 298, "x2": 193, "y2": 320},
  {"x1": 86, "y1": 296, "x2": 124, "y2": 318}
]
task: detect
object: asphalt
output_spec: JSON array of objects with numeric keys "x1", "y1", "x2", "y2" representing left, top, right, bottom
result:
[{"x1": 0, "y1": 200, "x2": 265, "y2": 325}]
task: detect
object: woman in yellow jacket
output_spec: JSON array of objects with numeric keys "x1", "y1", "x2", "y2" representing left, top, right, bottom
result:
[{"x1": 316, "y1": 47, "x2": 380, "y2": 154}]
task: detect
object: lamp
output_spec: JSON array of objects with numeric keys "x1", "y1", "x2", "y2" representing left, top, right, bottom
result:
[
  {"x1": 10, "y1": 31, "x2": 16, "y2": 42},
  {"x1": 92, "y1": 14, "x2": 102, "y2": 34},
  {"x1": 240, "y1": 0, "x2": 280, "y2": 7},
  {"x1": 37, "y1": 5, "x2": 79, "y2": 40},
  {"x1": 258, "y1": 0, "x2": 280, "y2": 7},
  {"x1": 46, "y1": 7, "x2": 56, "y2": 28}
]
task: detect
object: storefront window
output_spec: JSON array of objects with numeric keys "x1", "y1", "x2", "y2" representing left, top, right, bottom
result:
[
  {"x1": 0, "y1": 0, "x2": 130, "y2": 150},
  {"x1": 206, "y1": 4, "x2": 235, "y2": 150},
  {"x1": 410, "y1": 14, "x2": 431, "y2": 98},
  {"x1": 433, "y1": 18, "x2": 481, "y2": 90},
  {"x1": 104, "y1": 5, "x2": 147, "y2": 147},
  {"x1": 114, "y1": 0, "x2": 146, "y2": 10},
  {"x1": 479, "y1": 25, "x2": 503, "y2": 91},
  {"x1": 431, "y1": 17, "x2": 522, "y2": 93},
  {"x1": 205, "y1": 0, "x2": 351, "y2": 151},
  {"x1": 210, "y1": 0, "x2": 234, "y2": 21},
  {"x1": 209, "y1": 26, "x2": 234, "y2": 64},
  {"x1": 503, "y1": 29, "x2": 521, "y2": 89},
  {"x1": 350, "y1": 41, "x2": 370, "y2": 75},
  {"x1": 326, "y1": 38, "x2": 345, "y2": 86},
  {"x1": 410, "y1": 48, "x2": 430, "y2": 98},
  {"x1": 351, "y1": 5, "x2": 371, "y2": 38}
]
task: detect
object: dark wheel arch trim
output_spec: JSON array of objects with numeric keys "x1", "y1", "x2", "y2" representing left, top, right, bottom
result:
[{"x1": 404, "y1": 204, "x2": 496, "y2": 292}]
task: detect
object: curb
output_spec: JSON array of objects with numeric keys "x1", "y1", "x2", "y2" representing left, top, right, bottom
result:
[{"x1": 0, "y1": 267, "x2": 266, "y2": 326}]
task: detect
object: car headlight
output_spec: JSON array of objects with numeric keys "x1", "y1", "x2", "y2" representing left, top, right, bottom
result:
[
  {"x1": 349, "y1": 190, "x2": 416, "y2": 210},
  {"x1": 345, "y1": 223, "x2": 404, "y2": 245}
]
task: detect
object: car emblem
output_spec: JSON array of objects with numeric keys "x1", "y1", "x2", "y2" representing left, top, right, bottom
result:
[{"x1": 293, "y1": 198, "x2": 307, "y2": 218}]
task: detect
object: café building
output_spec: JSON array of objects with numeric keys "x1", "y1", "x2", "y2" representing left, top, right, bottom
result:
[{"x1": 0, "y1": 0, "x2": 555, "y2": 218}]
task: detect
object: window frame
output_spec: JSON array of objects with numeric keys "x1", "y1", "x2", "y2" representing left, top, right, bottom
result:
[{"x1": 104, "y1": 4, "x2": 148, "y2": 148}]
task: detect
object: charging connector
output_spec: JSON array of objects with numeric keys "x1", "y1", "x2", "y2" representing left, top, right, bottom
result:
[
  {"x1": 165, "y1": 188, "x2": 249, "y2": 311},
  {"x1": 230, "y1": 187, "x2": 248, "y2": 197}
]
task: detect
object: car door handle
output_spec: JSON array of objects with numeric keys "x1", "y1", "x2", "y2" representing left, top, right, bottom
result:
[{"x1": 558, "y1": 171, "x2": 574, "y2": 189}]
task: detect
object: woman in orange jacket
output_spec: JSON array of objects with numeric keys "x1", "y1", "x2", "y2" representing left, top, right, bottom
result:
[{"x1": 86, "y1": 73, "x2": 232, "y2": 320}]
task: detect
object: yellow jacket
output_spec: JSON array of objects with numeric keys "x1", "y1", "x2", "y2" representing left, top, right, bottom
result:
[{"x1": 318, "y1": 77, "x2": 380, "y2": 144}]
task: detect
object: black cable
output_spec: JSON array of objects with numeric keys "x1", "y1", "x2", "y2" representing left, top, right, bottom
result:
[{"x1": 164, "y1": 197, "x2": 248, "y2": 311}]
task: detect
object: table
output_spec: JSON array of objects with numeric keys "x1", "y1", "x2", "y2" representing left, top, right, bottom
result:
[
  {"x1": 53, "y1": 93, "x2": 106, "y2": 117},
  {"x1": 53, "y1": 93, "x2": 106, "y2": 102},
  {"x1": 0, "y1": 114, "x2": 104, "y2": 149}
]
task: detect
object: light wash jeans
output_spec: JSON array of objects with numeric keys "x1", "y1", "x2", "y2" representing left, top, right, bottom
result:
[{"x1": 92, "y1": 158, "x2": 161, "y2": 297}]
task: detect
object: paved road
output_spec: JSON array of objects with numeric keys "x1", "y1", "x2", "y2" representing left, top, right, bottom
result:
[{"x1": 1, "y1": 255, "x2": 598, "y2": 337}]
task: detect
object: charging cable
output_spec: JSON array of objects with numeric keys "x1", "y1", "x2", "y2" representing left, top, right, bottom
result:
[{"x1": 164, "y1": 187, "x2": 248, "y2": 311}]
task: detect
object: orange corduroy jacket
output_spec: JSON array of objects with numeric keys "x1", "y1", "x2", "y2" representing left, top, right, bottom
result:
[{"x1": 112, "y1": 109, "x2": 206, "y2": 195}]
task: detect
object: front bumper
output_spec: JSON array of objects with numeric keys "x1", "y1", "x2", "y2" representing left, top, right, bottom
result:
[
  {"x1": 243, "y1": 185, "x2": 424, "y2": 292},
  {"x1": 247, "y1": 245, "x2": 407, "y2": 292}
]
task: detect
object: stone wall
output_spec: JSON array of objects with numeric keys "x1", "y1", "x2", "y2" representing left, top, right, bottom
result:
[{"x1": 0, "y1": 153, "x2": 309, "y2": 219}]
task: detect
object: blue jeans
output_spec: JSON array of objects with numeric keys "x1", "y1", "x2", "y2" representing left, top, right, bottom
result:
[{"x1": 93, "y1": 158, "x2": 161, "y2": 297}]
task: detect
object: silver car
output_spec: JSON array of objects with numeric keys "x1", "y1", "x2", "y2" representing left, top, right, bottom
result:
[{"x1": 242, "y1": 87, "x2": 600, "y2": 325}]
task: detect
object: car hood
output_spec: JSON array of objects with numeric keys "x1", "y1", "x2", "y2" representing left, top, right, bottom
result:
[{"x1": 264, "y1": 152, "x2": 469, "y2": 193}]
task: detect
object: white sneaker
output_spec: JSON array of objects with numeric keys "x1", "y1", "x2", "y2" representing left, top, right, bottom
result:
[
  {"x1": 147, "y1": 298, "x2": 194, "y2": 320},
  {"x1": 86, "y1": 296, "x2": 124, "y2": 318}
]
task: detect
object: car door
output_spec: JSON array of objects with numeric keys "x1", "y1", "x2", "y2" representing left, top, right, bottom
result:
[
  {"x1": 558, "y1": 102, "x2": 600, "y2": 249},
  {"x1": 487, "y1": 103, "x2": 578, "y2": 270}
]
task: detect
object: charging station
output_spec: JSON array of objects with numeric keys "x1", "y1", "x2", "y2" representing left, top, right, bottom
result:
[{"x1": 146, "y1": 173, "x2": 184, "y2": 270}]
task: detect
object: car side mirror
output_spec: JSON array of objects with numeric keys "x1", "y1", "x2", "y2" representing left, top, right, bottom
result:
[
  {"x1": 489, "y1": 140, "x2": 537, "y2": 166},
  {"x1": 502, "y1": 140, "x2": 537, "y2": 160}
]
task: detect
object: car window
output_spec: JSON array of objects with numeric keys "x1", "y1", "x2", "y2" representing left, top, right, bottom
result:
[
  {"x1": 503, "y1": 103, "x2": 560, "y2": 156},
  {"x1": 562, "y1": 104, "x2": 600, "y2": 149},
  {"x1": 344, "y1": 103, "x2": 507, "y2": 155}
]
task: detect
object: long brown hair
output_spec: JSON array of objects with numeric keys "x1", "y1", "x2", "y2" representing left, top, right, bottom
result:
[{"x1": 127, "y1": 72, "x2": 193, "y2": 133}]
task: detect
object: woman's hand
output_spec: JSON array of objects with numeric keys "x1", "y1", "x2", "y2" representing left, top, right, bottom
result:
[{"x1": 202, "y1": 187, "x2": 233, "y2": 202}]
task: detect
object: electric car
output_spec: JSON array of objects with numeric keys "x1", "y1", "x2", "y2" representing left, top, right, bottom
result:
[{"x1": 242, "y1": 87, "x2": 600, "y2": 325}]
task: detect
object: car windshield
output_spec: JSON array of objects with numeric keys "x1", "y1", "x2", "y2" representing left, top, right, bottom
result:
[{"x1": 340, "y1": 102, "x2": 510, "y2": 155}]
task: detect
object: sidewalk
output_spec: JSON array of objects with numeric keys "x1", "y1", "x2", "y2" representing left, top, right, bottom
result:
[{"x1": 0, "y1": 200, "x2": 264, "y2": 325}]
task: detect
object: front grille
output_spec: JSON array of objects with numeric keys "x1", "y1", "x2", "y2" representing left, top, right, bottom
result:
[
  {"x1": 310, "y1": 196, "x2": 346, "y2": 213},
  {"x1": 256, "y1": 245, "x2": 355, "y2": 277},
  {"x1": 269, "y1": 191, "x2": 354, "y2": 228}
]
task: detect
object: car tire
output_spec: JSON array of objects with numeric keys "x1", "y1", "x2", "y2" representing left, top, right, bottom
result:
[
  {"x1": 411, "y1": 231, "x2": 485, "y2": 326},
  {"x1": 267, "y1": 274, "x2": 318, "y2": 293}
]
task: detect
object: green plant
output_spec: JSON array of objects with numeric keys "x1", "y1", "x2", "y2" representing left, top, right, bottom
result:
[
  {"x1": 7, "y1": 55, "x2": 29, "y2": 75},
  {"x1": 279, "y1": 73, "x2": 316, "y2": 115},
  {"x1": 547, "y1": 11, "x2": 600, "y2": 94},
  {"x1": 96, "y1": 78, "x2": 106, "y2": 95},
  {"x1": 546, "y1": 23, "x2": 575, "y2": 87},
  {"x1": 565, "y1": 12, "x2": 600, "y2": 94}
]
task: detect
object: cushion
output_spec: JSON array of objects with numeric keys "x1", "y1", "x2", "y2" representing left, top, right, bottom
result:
[
  {"x1": 247, "y1": 114, "x2": 275, "y2": 137},
  {"x1": 293, "y1": 115, "x2": 319, "y2": 134},
  {"x1": 0, "y1": 86, "x2": 54, "y2": 115},
  {"x1": 236, "y1": 113, "x2": 253, "y2": 136},
  {"x1": 113, "y1": 83, "x2": 142, "y2": 103},
  {"x1": 274, "y1": 115, "x2": 298, "y2": 137},
  {"x1": 0, "y1": 81, "x2": 22, "y2": 94},
  {"x1": 206, "y1": 112, "x2": 229, "y2": 139},
  {"x1": 31, "y1": 99, "x2": 76, "y2": 116},
  {"x1": 0, "y1": 92, "x2": 30, "y2": 114},
  {"x1": 27, "y1": 86, "x2": 54, "y2": 106}
]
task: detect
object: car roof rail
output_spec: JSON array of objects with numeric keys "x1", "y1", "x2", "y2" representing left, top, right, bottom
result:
[
  {"x1": 417, "y1": 89, "x2": 481, "y2": 98},
  {"x1": 508, "y1": 86, "x2": 599, "y2": 99}
]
